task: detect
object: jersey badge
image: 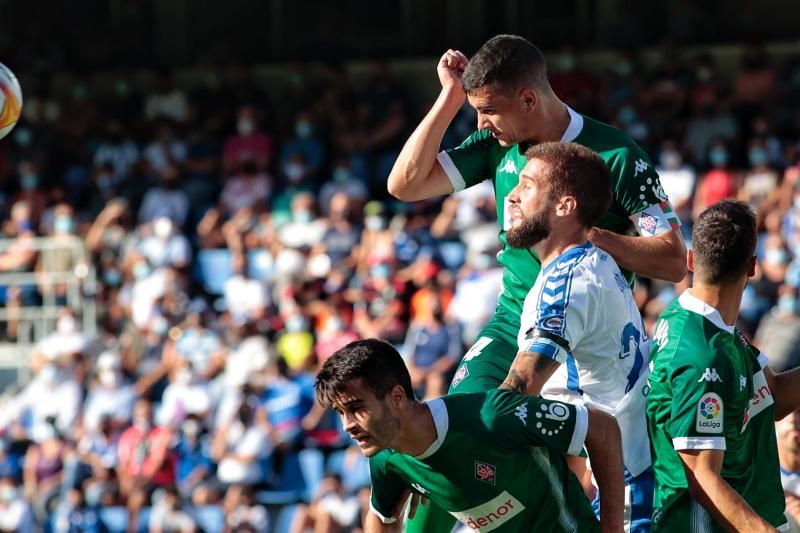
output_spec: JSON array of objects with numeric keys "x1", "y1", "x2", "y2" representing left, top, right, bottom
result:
[
  {"x1": 739, "y1": 375, "x2": 746, "y2": 391},
  {"x1": 542, "y1": 316, "x2": 563, "y2": 331},
  {"x1": 697, "y1": 368, "x2": 722, "y2": 383},
  {"x1": 696, "y1": 392, "x2": 723, "y2": 433},
  {"x1": 474, "y1": 461, "x2": 496, "y2": 485},
  {"x1": 638, "y1": 214, "x2": 659, "y2": 235},
  {"x1": 633, "y1": 158, "x2": 650, "y2": 176},
  {"x1": 514, "y1": 404, "x2": 528, "y2": 426},
  {"x1": 451, "y1": 364, "x2": 469, "y2": 388},
  {"x1": 499, "y1": 159, "x2": 517, "y2": 174}
]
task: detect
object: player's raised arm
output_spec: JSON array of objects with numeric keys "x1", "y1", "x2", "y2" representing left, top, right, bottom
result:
[
  {"x1": 584, "y1": 408, "x2": 625, "y2": 533},
  {"x1": 386, "y1": 50, "x2": 467, "y2": 201}
]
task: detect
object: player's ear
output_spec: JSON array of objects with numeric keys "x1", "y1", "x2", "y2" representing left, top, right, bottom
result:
[
  {"x1": 389, "y1": 384, "x2": 407, "y2": 408},
  {"x1": 519, "y1": 88, "x2": 537, "y2": 112},
  {"x1": 747, "y1": 255, "x2": 757, "y2": 278},
  {"x1": 687, "y1": 249, "x2": 695, "y2": 273},
  {"x1": 556, "y1": 195, "x2": 577, "y2": 217}
]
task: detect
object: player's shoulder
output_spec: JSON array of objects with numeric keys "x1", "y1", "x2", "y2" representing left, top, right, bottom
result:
[
  {"x1": 369, "y1": 449, "x2": 399, "y2": 475},
  {"x1": 578, "y1": 114, "x2": 651, "y2": 160},
  {"x1": 651, "y1": 301, "x2": 726, "y2": 368},
  {"x1": 445, "y1": 389, "x2": 519, "y2": 424},
  {"x1": 454, "y1": 128, "x2": 497, "y2": 149}
]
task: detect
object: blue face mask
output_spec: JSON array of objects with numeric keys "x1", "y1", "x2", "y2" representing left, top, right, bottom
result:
[
  {"x1": 332, "y1": 168, "x2": 351, "y2": 182},
  {"x1": 778, "y1": 294, "x2": 798, "y2": 315},
  {"x1": 54, "y1": 216, "x2": 74, "y2": 234},
  {"x1": 295, "y1": 122, "x2": 313, "y2": 139},
  {"x1": 20, "y1": 174, "x2": 39, "y2": 190},
  {"x1": 709, "y1": 147, "x2": 729, "y2": 167},
  {"x1": 618, "y1": 106, "x2": 637, "y2": 124},
  {"x1": 748, "y1": 147, "x2": 768, "y2": 167},
  {"x1": 765, "y1": 248, "x2": 788, "y2": 265},
  {"x1": 103, "y1": 269, "x2": 122, "y2": 286}
]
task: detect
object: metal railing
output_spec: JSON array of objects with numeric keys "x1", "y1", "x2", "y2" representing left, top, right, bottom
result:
[{"x1": 0, "y1": 236, "x2": 97, "y2": 386}]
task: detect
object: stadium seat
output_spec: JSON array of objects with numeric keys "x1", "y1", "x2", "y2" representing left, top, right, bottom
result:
[
  {"x1": 273, "y1": 503, "x2": 300, "y2": 533},
  {"x1": 98, "y1": 507, "x2": 127, "y2": 532},
  {"x1": 190, "y1": 504, "x2": 225, "y2": 533},
  {"x1": 256, "y1": 448, "x2": 325, "y2": 505},
  {"x1": 247, "y1": 249, "x2": 275, "y2": 281},
  {"x1": 325, "y1": 448, "x2": 371, "y2": 493},
  {"x1": 194, "y1": 249, "x2": 234, "y2": 295}
]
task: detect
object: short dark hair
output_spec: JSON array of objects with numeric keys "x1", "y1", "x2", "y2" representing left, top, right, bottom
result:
[
  {"x1": 525, "y1": 142, "x2": 613, "y2": 227},
  {"x1": 692, "y1": 200, "x2": 757, "y2": 284},
  {"x1": 315, "y1": 339, "x2": 414, "y2": 407},
  {"x1": 462, "y1": 34, "x2": 551, "y2": 94}
]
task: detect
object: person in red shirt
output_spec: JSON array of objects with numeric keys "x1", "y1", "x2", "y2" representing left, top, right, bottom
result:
[
  {"x1": 693, "y1": 140, "x2": 739, "y2": 220},
  {"x1": 117, "y1": 398, "x2": 175, "y2": 533},
  {"x1": 222, "y1": 105, "x2": 274, "y2": 176}
]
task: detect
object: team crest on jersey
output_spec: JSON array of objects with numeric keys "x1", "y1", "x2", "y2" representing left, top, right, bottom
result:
[
  {"x1": 451, "y1": 364, "x2": 469, "y2": 388},
  {"x1": 474, "y1": 461, "x2": 496, "y2": 485},
  {"x1": 543, "y1": 316, "x2": 563, "y2": 331}
]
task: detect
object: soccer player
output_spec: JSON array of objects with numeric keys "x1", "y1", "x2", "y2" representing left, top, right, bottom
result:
[
  {"x1": 314, "y1": 338, "x2": 625, "y2": 532},
  {"x1": 388, "y1": 34, "x2": 686, "y2": 398},
  {"x1": 498, "y1": 142, "x2": 652, "y2": 532},
  {"x1": 647, "y1": 200, "x2": 800, "y2": 532}
]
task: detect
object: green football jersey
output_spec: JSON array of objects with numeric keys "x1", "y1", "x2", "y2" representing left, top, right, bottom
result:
[
  {"x1": 646, "y1": 290, "x2": 787, "y2": 532},
  {"x1": 438, "y1": 107, "x2": 679, "y2": 340},
  {"x1": 369, "y1": 389, "x2": 598, "y2": 532}
]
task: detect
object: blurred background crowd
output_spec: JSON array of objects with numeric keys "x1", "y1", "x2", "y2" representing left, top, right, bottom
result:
[{"x1": 2, "y1": 34, "x2": 800, "y2": 533}]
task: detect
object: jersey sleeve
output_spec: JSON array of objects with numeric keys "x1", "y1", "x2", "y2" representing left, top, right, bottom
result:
[
  {"x1": 518, "y1": 266, "x2": 591, "y2": 364},
  {"x1": 482, "y1": 389, "x2": 588, "y2": 456},
  {"x1": 368, "y1": 452, "x2": 407, "y2": 524},
  {"x1": 437, "y1": 130, "x2": 494, "y2": 192},
  {"x1": 667, "y1": 343, "x2": 734, "y2": 452},
  {"x1": 610, "y1": 146, "x2": 682, "y2": 237}
]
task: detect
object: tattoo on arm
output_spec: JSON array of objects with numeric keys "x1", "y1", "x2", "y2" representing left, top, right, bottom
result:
[
  {"x1": 501, "y1": 369, "x2": 526, "y2": 394},
  {"x1": 532, "y1": 354, "x2": 561, "y2": 374}
]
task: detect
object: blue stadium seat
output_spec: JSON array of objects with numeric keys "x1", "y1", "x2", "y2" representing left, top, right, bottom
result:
[
  {"x1": 247, "y1": 249, "x2": 274, "y2": 281},
  {"x1": 190, "y1": 505, "x2": 225, "y2": 533},
  {"x1": 98, "y1": 507, "x2": 127, "y2": 533},
  {"x1": 256, "y1": 448, "x2": 325, "y2": 505},
  {"x1": 326, "y1": 448, "x2": 371, "y2": 493},
  {"x1": 194, "y1": 249, "x2": 233, "y2": 295},
  {"x1": 438, "y1": 241, "x2": 467, "y2": 271},
  {"x1": 273, "y1": 503, "x2": 300, "y2": 533}
]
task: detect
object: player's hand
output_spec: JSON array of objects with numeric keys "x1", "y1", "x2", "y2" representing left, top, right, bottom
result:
[
  {"x1": 437, "y1": 49, "x2": 469, "y2": 92},
  {"x1": 391, "y1": 488, "x2": 428, "y2": 520}
]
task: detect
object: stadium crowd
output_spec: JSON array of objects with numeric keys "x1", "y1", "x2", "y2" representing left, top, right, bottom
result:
[{"x1": 0, "y1": 41, "x2": 799, "y2": 531}]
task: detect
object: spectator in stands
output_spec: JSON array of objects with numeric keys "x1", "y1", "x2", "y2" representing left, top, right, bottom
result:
[
  {"x1": 143, "y1": 121, "x2": 188, "y2": 175},
  {"x1": 35, "y1": 202, "x2": 81, "y2": 305},
  {"x1": 223, "y1": 485, "x2": 269, "y2": 533},
  {"x1": 692, "y1": 139, "x2": 739, "y2": 219},
  {"x1": 280, "y1": 111, "x2": 325, "y2": 182},
  {"x1": 317, "y1": 192, "x2": 360, "y2": 267},
  {"x1": 174, "y1": 414, "x2": 215, "y2": 505},
  {"x1": 448, "y1": 251, "x2": 503, "y2": 345},
  {"x1": 52, "y1": 487, "x2": 103, "y2": 533},
  {"x1": 756, "y1": 285, "x2": 800, "y2": 372},
  {"x1": 741, "y1": 137, "x2": 781, "y2": 212},
  {"x1": 93, "y1": 120, "x2": 140, "y2": 183},
  {"x1": 82, "y1": 351, "x2": 136, "y2": 433},
  {"x1": 138, "y1": 164, "x2": 190, "y2": 227},
  {"x1": 168, "y1": 302, "x2": 226, "y2": 381},
  {"x1": 0, "y1": 475, "x2": 33, "y2": 533},
  {"x1": 655, "y1": 139, "x2": 696, "y2": 235},
  {"x1": 136, "y1": 216, "x2": 192, "y2": 270},
  {"x1": 219, "y1": 159, "x2": 271, "y2": 218},
  {"x1": 148, "y1": 486, "x2": 198, "y2": 533},
  {"x1": 223, "y1": 105, "x2": 273, "y2": 176},
  {"x1": 318, "y1": 158, "x2": 368, "y2": 216},
  {"x1": 23, "y1": 422, "x2": 65, "y2": 522},
  {"x1": 157, "y1": 358, "x2": 212, "y2": 428},
  {"x1": 144, "y1": 72, "x2": 190, "y2": 123},
  {"x1": 212, "y1": 394, "x2": 271, "y2": 487},
  {"x1": 223, "y1": 252, "x2": 270, "y2": 325},
  {"x1": 12, "y1": 161, "x2": 47, "y2": 225},
  {"x1": 684, "y1": 93, "x2": 739, "y2": 166},
  {"x1": 778, "y1": 412, "x2": 800, "y2": 533},
  {"x1": 70, "y1": 415, "x2": 121, "y2": 507},
  {"x1": 118, "y1": 398, "x2": 175, "y2": 533},
  {"x1": 291, "y1": 473, "x2": 362, "y2": 533}
]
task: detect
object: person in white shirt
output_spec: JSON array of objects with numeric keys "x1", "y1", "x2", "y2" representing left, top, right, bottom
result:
[
  {"x1": 82, "y1": 351, "x2": 136, "y2": 433},
  {"x1": 158, "y1": 360, "x2": 212, "y2": 428},
  {"x1": 500, "y1": 142, "x2": 652, "y2": 532}
]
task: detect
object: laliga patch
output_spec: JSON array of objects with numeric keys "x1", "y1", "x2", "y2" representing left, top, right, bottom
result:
[
  {"x1": 451, "y1": 364, "x2": 469, "y2": 388},
  {"x1": 474, "y1": 461, "x2": 496, "y2": 485},
  {"x1": 696, "y1": 392, "x2": 723, "y2": 433}
]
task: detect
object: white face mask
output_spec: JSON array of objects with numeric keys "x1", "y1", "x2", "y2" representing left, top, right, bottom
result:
[
  {"x1": 40, "y1": 364, "x2": 58, "y2": 383},
  {"x1": 57, "y1": 316, "x2": 77, "y2": 335},
  {"x1": 99, "y1": 370, "x2": 119, "y2": 388},
  {"x1": 153, "y1": 218, "x2": 173, "y2": 239},
  {"x1": 237, "y1": 119, "x2": 255, "y2": 136},
  {"x1": 175, "y1": 368, "x2": 193, "y2": 385}
]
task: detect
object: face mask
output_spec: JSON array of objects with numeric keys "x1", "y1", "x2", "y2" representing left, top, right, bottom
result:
[
  {"x1": 618, "y1": 106, "x2": 636, "y2": 124},
  {"x1": 20, "y1": 173, "x2": 39, "y2": 190},
  {"x1": 0, "y1": 486, "x2": 17, "y2": 502},
  {"x1": 295, "y1": 121, "x2": 313, "y2": 139},
  {"x1": 284, "y1": 162, "x2": 306, "y2": 181},
  {"x1": 40, "y1": 364, "x2": 58, "y2": 383},
  {"x1": 285, "y1": 315, "x2": 307, "y2": 333},
  {"x1": 132, "y1": 261, "x2": 151, "y2": 281},
  {"x1": 765, "y1": 248, "x2": 788, "y2": 265},
  {"x1": 151, "y1": 316, "x2": 168, "y2": 336},
  {"x1": 15, "y1": 128, "x2": 32, "y2": 147},
  {"x1": 54, "y1": 215, "x2": 74, "y2": 234},
  {"x1": 370, "y1": 264, "x2": 391, "y2": 279},
  {"x1": 709, "y1": 147, "x2": 729, "y2": 167},
  {"x1": 659, "y1": 150, "x2": 682, "y2": 170},
  {"x1": 332, "y1": 167, "x2": 351, "y2": 182},
  {"x1": 294, "y1": 210, "x2": 313, "y2": 224},
  {"x1": 237, "y1": 119, "x2": 255, "y2": 136},
  {"x1": 365, "y1": 215, "x2": 385, "y2": 232},
  {"x1": 779, "y1": 294, "x2": 798, "y2": 315},
  {"x1": 103, "y1": 269, "x2": 122, "y2": 286},
  {"x1": 99, "y1": 370, "x2": 119, "y2": 388},
  {"x1": 182, "y1": 420, "x2": 200, "y2": 438},
  {"x1": 57, "y1": 316, "x2": 78, "y2": 335},
  {"x1": 153, "y1": 218, "x2": 173, "y2": 239},
  {"x1": 175, "y1": 368, "x2": 193, "y2": 385},
  {"x1": 556, "y1": 54, "x2": 576, "y2": 72},
  {"x1": 748, "y1": 147, "x2": 768, "y2": 167}
]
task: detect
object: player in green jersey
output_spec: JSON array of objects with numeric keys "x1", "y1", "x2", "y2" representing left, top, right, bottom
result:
[
  {"x1": 647, "y1": 200, "x2": 800, "y2": 532},
  {"x1": 314, "y1": 338, "x2": 625, "y2": 532},
  {"x1": 388, "y1": 33, "x2": 685, "y2": 533}
]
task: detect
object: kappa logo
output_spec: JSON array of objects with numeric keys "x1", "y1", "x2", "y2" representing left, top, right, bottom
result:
[
  {"x1": 698, "y1": 368, "x2": 722, "y2": 383},
  {"x1": 411, "y1": 483, "x2": 429, "y2": 495},
  {"x1": 500, "y1": 159, "x2": 518, "y2": 174},
  {"x1": 474, "y1": 461, "x2": 496, "y2": 485},
  {"x1": 739, "y1": 375, "x2": 747, "y2": 391},
  {"x1": 633, "y1": 158, "x2": 650, "y2": 176},
  {"x1": 514, "y1": 404, "x2": 528, "y2": 426},
  {"x1": 653, "y1": 320, "x2": 669, "y2": 352}
]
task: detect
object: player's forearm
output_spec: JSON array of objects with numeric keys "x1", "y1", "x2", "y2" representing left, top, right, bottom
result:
[
  {"x1": 364, "y1": 511, "x2": 400, "y2": 533},
  {"x1": 768, "y1": 367, "x2": 800, "y2": 420},
  {"x1": 499, "y1": 351, "x2": 560, "y2": 396},
  {"x1": 584, "y1": 409, "x2": 625, "y2": 533},
  {"x1": 588, "y1": 228, "x2": 687, "y2": 282},
  {"x1": 686, "y1": 468, "x2": 775, "y2": 532},
  {"x1": 386, "y1": 88, "x2": 462, "y2": 201}
]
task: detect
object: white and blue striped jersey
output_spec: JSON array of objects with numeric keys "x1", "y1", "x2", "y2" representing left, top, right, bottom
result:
[{"x1": 516, "y1": 242, "x2": 651, "y2": 476}]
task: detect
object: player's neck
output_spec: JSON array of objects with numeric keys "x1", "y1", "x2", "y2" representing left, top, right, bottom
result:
[
  {"x1": 689, "y1": 282, "x2": 745, "y2": 328},
  {"x1": 535, "y1": 227, "x2": 588, "y2": 269},
  {"x1": 526, "y1": 97, "x2": 570, "y2": 144},
  {"x1": 393, "y1": 402, "x2": 438, "y2": 456}
]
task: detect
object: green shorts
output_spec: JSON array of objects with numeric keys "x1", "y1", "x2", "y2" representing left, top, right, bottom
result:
[{"x1": 448, "y1": 304, "x2": 520, "y2": 394}]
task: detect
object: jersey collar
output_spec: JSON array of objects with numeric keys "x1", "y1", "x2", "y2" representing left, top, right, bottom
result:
[
  {"x1": 678, "y1": 289, "x2": 735, "y2": 333},
  {"x1": 559, "y1": 106, "x2": 584, "y2": 143},
  {"x1": 416, "y1": 398, "x2": 449, "y2": 460}
]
